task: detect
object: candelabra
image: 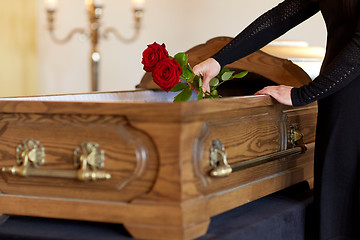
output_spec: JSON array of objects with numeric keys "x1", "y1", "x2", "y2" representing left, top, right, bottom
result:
[{"x1": 45, "y1": 0, "x2": 145, "y2": 91}]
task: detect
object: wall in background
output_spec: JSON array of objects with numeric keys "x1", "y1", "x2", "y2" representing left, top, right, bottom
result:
[
  {"x1": 37, "y1": 0, "x2": 327, "y2": 95},
  {"x1": 0, "y1": 0, "x2": 38, "y2": 97}
]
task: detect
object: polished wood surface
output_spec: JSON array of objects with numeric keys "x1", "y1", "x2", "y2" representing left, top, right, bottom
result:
[
  {"x1": 0, "y1": 113, "x2": 158, "y2": 202},
  {"x1": 0, "y1": 92, "x2": 317, "y2": 240}
]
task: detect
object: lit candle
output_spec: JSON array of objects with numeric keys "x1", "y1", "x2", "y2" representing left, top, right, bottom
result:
[
  {"x1": 45, "y1": 0, "x2": 58, "y2": 11},
  {"x1": 84, "y1": 0, "x2": 103, "y2": 7},
  {"x1": 132, "y1": 0, "x2": 145, "y2": 10},
  {"x1": 93, "y1": 0, "x2": 103, "y2": 7}
]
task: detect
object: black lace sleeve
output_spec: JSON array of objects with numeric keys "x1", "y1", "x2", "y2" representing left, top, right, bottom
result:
[
  {"x1": 212, "y1": 0, "x2": 319, "y2": 69},
  {"x1": 291, "y1": 16, "x2": 360, "y2": 106}
]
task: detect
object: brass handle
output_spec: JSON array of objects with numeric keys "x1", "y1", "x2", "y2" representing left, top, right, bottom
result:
[
  {"x1": 74, "y1": 142, "x2": 111, "y2": 181},
  {"x1": 209, "y1": 127, "x2": 312, "y2": 178},
  {"x1": 2, "y1": 140, "x2": 111, "y2": 181}
]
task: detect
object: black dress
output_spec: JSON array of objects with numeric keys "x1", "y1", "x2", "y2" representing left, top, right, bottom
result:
[{"x1": 212, "y1": 0, "x2": 360, "y2": 239}]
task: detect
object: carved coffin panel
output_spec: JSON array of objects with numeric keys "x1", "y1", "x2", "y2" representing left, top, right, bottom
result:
[
  {"x1": 193, "y1": 102, "x2": 317, "y2": 195},
  {"x1": 0, "y1": 113, "x2": 159, "y2": 202}
]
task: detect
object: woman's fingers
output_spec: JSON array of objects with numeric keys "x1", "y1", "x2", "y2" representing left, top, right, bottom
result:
[
  {"x1": 192, "y1": 58, "x2": 221, "y2": 94},
  {"x1": 254, "y1": 85, "x2": 293, "y2": 106}
]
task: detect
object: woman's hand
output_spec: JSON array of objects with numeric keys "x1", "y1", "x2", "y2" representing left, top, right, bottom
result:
[
  {"x1": 192, "y1": 58, "x2": 221, "y2": 93},
  {"x1": 254, "y1": 85, "x2": 293, "y2": 106}
]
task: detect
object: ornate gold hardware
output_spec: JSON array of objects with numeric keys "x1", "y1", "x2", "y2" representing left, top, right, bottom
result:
[
  {"x1": 2, "y1": 141, "x2": 111, "y2": 181},
  {"x1": 289, "y1": 125, "x2": 307, "y2": 153},
  {"x1": 209, "y1": 127, "x2": 309, "y2": 178},
  {"x1": 74, "y1": 142, "x2": 111, "y2": 181},
  {"x1": 2, "y1": 139, "x2": 45, "y2": 177},
  {"x1": 209, "y1": 140, "x2": 232, "y2": 177}
]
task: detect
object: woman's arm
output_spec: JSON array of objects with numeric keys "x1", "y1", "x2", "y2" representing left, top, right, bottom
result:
[
  {"x1": 291, "y1": 15, "x2": 360, "y2": 106},
  {"x1": 193, "y1": 0, "x2": 319, "y2": 95},
  {"x1": 213, "y1": 0, "x2": 320, "y2": 68}
]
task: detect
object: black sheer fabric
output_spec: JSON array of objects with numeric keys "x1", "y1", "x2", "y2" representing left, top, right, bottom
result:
[
  {"x1": 212, "y1": 0, "x2": 319, "y2": 69},
  {"x1": 212, "y1": 0, "x2": 360, "y2": 107},
  {"x1": 211, "y1": 0, "x2": 360, "y2": 239},
  {"x1": 291, "y1": 16, "x2": 360, "y2": 106}
]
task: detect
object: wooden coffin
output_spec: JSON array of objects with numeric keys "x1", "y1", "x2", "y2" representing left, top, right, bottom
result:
[{"x1": 0, "y1": 90, "x2": 317, "y2": 240}]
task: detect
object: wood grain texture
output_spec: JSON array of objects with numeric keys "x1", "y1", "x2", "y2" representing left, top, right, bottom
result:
[
  {"x1": 0, "y1": 113, "x2": 159, "y2": 202},
  {"x1": 0, "y1": 92, "x2": 317, "y2": 240}
]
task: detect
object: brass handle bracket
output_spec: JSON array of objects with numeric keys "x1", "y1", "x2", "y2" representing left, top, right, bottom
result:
[
  {"x1": 289, "y1": 125, "x2": 307, "y2": 153},
  {"x1": 74, "y1": 142, "x2": 111, "y2": 181},
  {"x1": 209, "y1": 140, "x2": 232, "y2": 177},
  {"x1": 209, "y1": 126, "x2": 308, "y2": 178},
  {"x1": 2, "y1": 139, "x2": 45, "y2": 178},
  {"x1": 2, "y1": 140, "x2": 111, "y2": 181}
]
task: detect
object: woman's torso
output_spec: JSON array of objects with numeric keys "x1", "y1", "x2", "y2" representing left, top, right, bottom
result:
[{"x1": 318, "y1": 0, "x2": 359, "y2": 69}]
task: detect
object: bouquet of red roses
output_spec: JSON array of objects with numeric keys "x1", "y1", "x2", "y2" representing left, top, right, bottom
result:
[{"x1": 141, "y1": 42, "x2": 248, "y2": 102}]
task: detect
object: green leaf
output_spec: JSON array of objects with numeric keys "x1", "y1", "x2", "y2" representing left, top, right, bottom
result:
[
  {"x1": 221, "y1": 71, "x2": 235, "y2": 81},
  {"x1": 187, "y1": 64, "x2": 194, "y2": 74},
  {"x1": 182, "y1": 67, "x2": 193, "y2": 80},
  {"x1": 192, "y1": 75, "x2": 201, "y2": 89},
  {"x1": 174, "y1": 52, "x2": 188, "y2": 68},
  {"x1": 170, "y1": 82, "x2": 187, "y2": 92},
  {"x1": 218, "y1": 67, "x2": 230, "y2": 77},
  {"x1": 233, "y1": 71, "x2": 248, "y2": 79},
  {"x1": 211, "y1": 89, "x2": 219, "y2": 97},
  {"x1": 194, "y1": 75, "x2": 202, "y2": 88},
  {"x1": 173, "y1": 86, "x2": 193, "y2": 102},
  {"x1": 209, "y1": 78, "x2": 220, "y2": 87},
  {"x1": 197, "y1": 90, "x2": 204, "y2": 100}
]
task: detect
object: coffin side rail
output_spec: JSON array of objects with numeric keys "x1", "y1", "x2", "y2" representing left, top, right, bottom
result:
[{"x1": 209, "y1": 127, "x2": 312, "y2": 178}]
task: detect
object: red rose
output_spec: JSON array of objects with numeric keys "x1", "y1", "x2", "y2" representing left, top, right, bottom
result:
[
  {"x1": 141, "y1": 42, "x2": 169, "y2": 72},
  {"x1": 152, "y1": 58, "x2": 182, "y2": 92}
]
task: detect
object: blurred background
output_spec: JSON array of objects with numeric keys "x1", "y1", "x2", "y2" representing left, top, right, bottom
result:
[{"x1": 0, "y1": 0, "x2": 326, "y2": 97}]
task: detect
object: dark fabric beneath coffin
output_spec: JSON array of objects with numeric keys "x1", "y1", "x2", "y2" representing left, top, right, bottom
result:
[{"x1": 0, "y1": 182, "x2": 314, "y2": 240}]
